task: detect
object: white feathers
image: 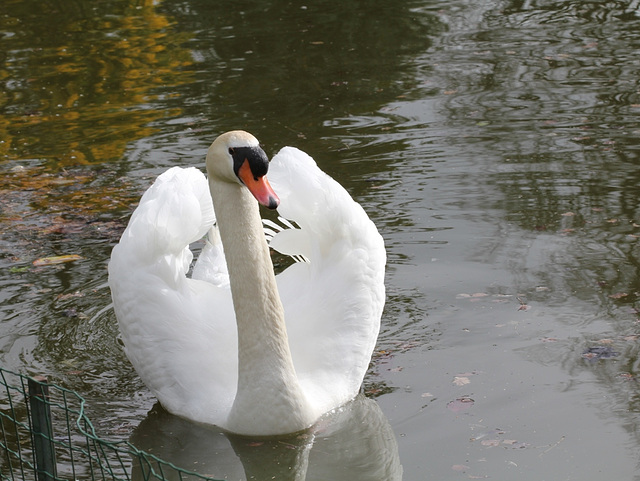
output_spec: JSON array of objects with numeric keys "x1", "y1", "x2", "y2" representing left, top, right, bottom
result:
[{"x1": 108, "y1": 139, "x2": 385, "y2": 434}]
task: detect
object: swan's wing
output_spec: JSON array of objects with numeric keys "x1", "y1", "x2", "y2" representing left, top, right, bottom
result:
[
  {"x1": 108, "y1": 167, "x2": 237, "y2": 426},
  {"x1": 192, "y1": 225, "x2": 230, "y2": 288},
  {"x1": 268, "y1": 147, "x2": 386, "y2": 414}
]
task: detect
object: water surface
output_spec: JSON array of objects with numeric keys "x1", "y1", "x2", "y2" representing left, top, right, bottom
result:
[{"x1": 1, "y1": 0, "x2": 640, "y2": 479}]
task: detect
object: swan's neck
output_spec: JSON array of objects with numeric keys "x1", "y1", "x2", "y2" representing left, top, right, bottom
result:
[{"x1": 208, "y1": 178, "x2": 314, "y2": 435}]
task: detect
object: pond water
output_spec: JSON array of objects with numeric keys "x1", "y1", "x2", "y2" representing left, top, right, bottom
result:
[{"x1": 1, "y1": 0, "x2": 640, "y2": 479}]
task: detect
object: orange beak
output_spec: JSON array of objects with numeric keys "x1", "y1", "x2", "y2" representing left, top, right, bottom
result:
[{"x1": 237, "y1": 159, "x2": 280, "y2": 210}]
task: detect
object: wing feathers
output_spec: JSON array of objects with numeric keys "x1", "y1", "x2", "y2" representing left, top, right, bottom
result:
[{"x1": 268, "y1": 147, "x2": 386, "y2": 412}]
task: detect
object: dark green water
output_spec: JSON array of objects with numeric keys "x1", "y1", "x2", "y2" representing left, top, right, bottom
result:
[{"x1": 1, "y1": 0, "x2": 640, "y2": 479}]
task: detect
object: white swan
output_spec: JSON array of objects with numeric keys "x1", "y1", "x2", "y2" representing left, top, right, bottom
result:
[{"x1": 108, "y1": 131, "x2": 385, "y2": 436}]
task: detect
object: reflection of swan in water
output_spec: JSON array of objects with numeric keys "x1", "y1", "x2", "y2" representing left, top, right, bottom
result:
[{"x1": 129, "y1": 395, "x2": 402, "y2": 481}]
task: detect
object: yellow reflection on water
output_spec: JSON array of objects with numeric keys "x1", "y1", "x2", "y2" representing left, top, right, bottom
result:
[
  {"x1": 0, "y1": 0, "x2": 195, "y2": 252},
  {"x1": 0, "y1": 0, "x2": 192, "y2": 167}
]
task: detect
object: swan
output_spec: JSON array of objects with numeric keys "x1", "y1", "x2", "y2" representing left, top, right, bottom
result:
[{"x1": 108, "y1": 131, "x2": 386, "y2": 436}]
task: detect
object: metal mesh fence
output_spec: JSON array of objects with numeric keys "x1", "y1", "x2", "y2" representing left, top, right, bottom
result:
[{"x1": 0, "y1": 367, "x2": 220, "y2": 481}]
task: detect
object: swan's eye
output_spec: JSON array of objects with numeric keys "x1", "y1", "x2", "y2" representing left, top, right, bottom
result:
[{"x1": 228, "y1": 148, "x2": 235, "y2": 155}]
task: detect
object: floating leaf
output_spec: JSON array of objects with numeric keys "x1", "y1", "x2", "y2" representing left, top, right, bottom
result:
[
  {"x1": 609, "y1": 292, "x2": 628, "y2": 299},
  {"x1": 453, "y1": 376, "x2": 470, "y2": 386},
  {"x1": 33, "y1": 255, "x2": 83, "y2": 266},
  {"x1": 56, "y1": 291, "x2": 84, "y2": 301},
  {"x1": 9, "y1": 266, "x2": 30, "y2": 273},
  {"x1": 481, "y1": 440, "x2": 500, "y2": 447},
  {"x1": 517, "y1": 296, "x2": 530, "y2": 311}
]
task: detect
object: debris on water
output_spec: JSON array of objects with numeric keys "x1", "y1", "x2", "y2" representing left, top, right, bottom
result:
[
  {"x1": 608, "y1": 292, "x2": 629, "y2": 299},
  {"x1": 33, "y1": 254, "x2": 83, "y2": 266},
  {"x1": 581, "y1": 346, "x2": 620, "y2": 361},
  {"x1": 55, "y1": 291, "x2": 84, "y2": 301},
  {"x1": 9, "y1": 266, "x2": 29, "y2": 273},
  {"x1": 447, "y1": 397, "x2": 474, "y2": 412},
  {"x1": 516, "y1": 296, "x2": 530, "y2": 311},
  {"x1": 470, "y1": 428, "x2": 530, "y2": 450},
  {"x1": 453, "y1": 371, "x2": 481, "y2": 386},
  {"x1": 453, "y1": 376, "x2": 471, "y2": 386},
  {"x1": 480, "y1": 439, "x2": 500, "y2": 447}
]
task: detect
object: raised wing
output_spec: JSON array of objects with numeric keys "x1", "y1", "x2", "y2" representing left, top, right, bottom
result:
[
  {"x1": 108, "y1": 167, "x2": 237, "y2": 426},
  {"x1": 268, "y1": 147, "x2": 386, "y2": 414}
]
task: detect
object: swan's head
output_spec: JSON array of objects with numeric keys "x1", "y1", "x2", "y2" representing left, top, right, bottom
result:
[{"x1": 206, "y1": 130, "x2": 279, "y2": 210}]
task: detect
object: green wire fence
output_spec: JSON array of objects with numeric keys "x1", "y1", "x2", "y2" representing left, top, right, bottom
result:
[{"x1": 0, "y1": 367, "x2": 220, "y2": 481}]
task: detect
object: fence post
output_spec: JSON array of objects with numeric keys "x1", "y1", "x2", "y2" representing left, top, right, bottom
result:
[{"x1": 28, "y1": 375, "x2": 58, "y2": 481}]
